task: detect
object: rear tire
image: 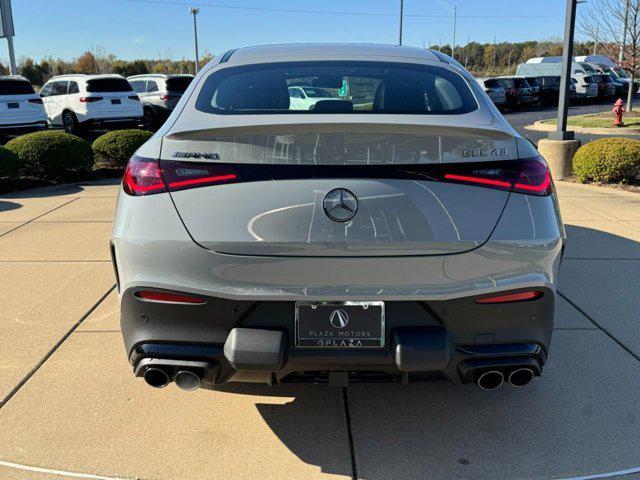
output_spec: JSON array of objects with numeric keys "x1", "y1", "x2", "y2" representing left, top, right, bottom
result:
[
  {"x1": 62, "y1": 111, "x2": 82, "y2": 136},
  {"x1": 143, "y1": 107, "x2": 156, "y2": 131}
]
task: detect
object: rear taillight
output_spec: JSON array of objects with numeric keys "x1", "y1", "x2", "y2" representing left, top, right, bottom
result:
[
  {"x1": 135, "y1": 290, "x2": 206, "y2": 304},
  {"x1": 160, "y1": 94, "x2": 180, "y2": 101},
  {"x1": 79, "y1": 96, "x2": 103, "y2": 103},
  {"x1": 476, "y1": 290, "x2": 543, "y2": 304},
  {"x1": 443, "y1": 156, "x2": 552, "y2": 196},
  {"x1": 122, "y1": 156, "x2": 166, "y2": 196},
  {"x1": 128, "y1": 95, "x2": 140, "y2": 101},
  {"x1": 122, "y1": 156, "x2": 237, "y2": 196},
  {"x1": 28, "y1": 98, "x2": 43, "y2": 104}
]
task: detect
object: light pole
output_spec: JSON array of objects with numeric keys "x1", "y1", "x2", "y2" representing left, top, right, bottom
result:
[
  {"x1": 435, "y1": 0, "x2": 457, "y2": 59},
  {"x1": 398, "y1": 0, "x2": 404, "y2": 45},
  {"x1": 190, "y1": 6, "x2": 200, "y2": 74},
  {"x1": 0, "y1": 0, "x2": 16, "y2": 74},
  {"x1": 550, "y1": 0, "x2": 580, "y2": 141}
]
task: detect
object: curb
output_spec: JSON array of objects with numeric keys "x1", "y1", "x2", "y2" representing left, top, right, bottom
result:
[{"x1": 525, "y1": 120, "x2": 640, "y2": 135}]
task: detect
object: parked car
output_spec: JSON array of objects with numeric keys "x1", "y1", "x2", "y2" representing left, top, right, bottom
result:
[
  {"x1": 0, "y1": 75, "x2": 47, "y2": 136},
  {"x1": 593, "y1": 74, "x2": 616, "y2": 99},
  {"x1": 475, "y1": 78, "x2": 506, "y2": 108},
  {"x1": 112, "y1": 44, "x2": 563, "y2": 393},
  {"x1": 39, "y1": 74, "x2": 143, "y2": 134},
  {"x1": 128, "y1": 74, "x2": 193, "y2": 129},
  {"x1": 523, "y1": 76, "x2": 541, "y2": 105},
  {"x1": 536, "y1": 76, "x2": 561, "y2": 105},
  {"x1": 288, "y1": 85, "x2": 335, "y2": 110},
  {"x1": 496, "y1": 76, "x2": 533, "y2": 109},
  {"x1": 571, "y1": 74, "x2": 599, "y2": 101}
]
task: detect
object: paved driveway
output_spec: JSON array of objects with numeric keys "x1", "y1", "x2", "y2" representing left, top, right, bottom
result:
[{"x1": 1, "y1": 179, "x2": 640, "y2": 480}]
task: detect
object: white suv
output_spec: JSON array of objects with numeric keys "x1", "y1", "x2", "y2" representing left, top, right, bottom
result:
[
  {"x1": 127, "y1": 74, "x2": 193, "y2": 129},
  {"x1": 40, "y1": 74, "x2": 143, "y2": 134},
  {"x1": 0, "y1": 75, "x2": 47, "y2": 136}
]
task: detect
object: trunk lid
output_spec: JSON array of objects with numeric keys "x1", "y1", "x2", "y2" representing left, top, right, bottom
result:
[{"x1": 160, "y1": 124, "x2": 518, "y2": 257}]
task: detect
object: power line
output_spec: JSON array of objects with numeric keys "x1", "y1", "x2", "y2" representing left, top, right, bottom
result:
[{"x1": 118, "y1": 0, "x2": 563, "y2": 19}]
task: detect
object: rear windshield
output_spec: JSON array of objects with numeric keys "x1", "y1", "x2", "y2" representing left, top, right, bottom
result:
[
  {"x1": 86, "y1": 78, "x2": 133, "y2": 93},
  {"x1": 195, "y1": 61, "x2": 478, "y2": 115},
  {"x1": 166, "y1": 77, "x2": 193, "y2": 93},
  {"x1": 0, "y1": 80, "x2": 35, "y2": 95}
]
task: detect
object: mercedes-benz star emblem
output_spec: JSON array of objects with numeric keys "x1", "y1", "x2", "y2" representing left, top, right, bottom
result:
[
  {"x1": 329, "y1": 309, "x2": 349, "y2": 329},
  {"x1": 323, "y1": 188, "x2": 358, "y2": 222}
]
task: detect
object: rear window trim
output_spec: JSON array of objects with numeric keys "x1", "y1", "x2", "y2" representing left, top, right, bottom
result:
[{"x1": 195, "y1": 60, "x2": 479, "y2": 116}]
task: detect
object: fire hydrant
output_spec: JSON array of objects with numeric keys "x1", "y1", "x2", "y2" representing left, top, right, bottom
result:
[{"x1": 613, "y1": 98, "x2": 626, "y2": 127}]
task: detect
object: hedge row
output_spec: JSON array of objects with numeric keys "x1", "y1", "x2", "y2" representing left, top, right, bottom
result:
[
  {"x1": 0, "y1": 129, "x2": 153, "y2": 181},
  {"x1": 573, "y1": 137, "x2": 640, "y2": 184}
]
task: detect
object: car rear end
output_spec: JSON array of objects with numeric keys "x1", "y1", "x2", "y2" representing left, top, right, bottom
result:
[
  {"x1": 480, "y1": 79, "x2": 506, "y2": 107},
  {"x1": 524, "y1": 77, "x2": 541, "y2": 105},
  {"x1": 0, "y1": 78, "x2": 47, "y2": 134},
  {"x1": 78, "y1": 77, "x2": 143, "y2": 129},
  {"x1": 111, "y1": 48, "x2": 564, "y2": 391}
]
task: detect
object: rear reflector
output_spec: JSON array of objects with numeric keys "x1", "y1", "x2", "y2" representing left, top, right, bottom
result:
[
  {"x1": 476, "y1": 291, "x2": 543, "y2": 304},
  {"x1": 135, "y1": 290, "x2": 206, "y2": 304}
]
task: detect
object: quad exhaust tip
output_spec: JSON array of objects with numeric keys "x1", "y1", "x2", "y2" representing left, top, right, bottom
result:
[
  {"x1": 476, "y1": 370, "x2": 504, "y2": 391},
  {"x1": 143, "y1": 367, "x2": 170, "y2": 388},
  {"x1": 175, "y1": 370, "x2": 202, "y2": 391},
  {"x1": 507, "y1": 368, "x2": 535, "y2": 388}
]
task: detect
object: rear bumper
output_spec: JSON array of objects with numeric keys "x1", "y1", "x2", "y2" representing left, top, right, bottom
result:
[
  {"x1": 79, "y1": 116, "x2": 144, "y2": 130},
  {"x1": 0, "y1": 120, "x2": 47, "y2": 134},
  {"x1": 123, "y1": 286, "x2": 554, "y2": 385}
]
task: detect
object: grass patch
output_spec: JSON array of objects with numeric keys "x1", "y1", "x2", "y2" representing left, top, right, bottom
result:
[{"x1": 542, "y1": 111, "x2": 640, "y2": 129}]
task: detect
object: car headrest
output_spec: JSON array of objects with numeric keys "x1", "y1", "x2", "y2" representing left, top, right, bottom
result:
[
  {"x1": 311, "y1": 100, "x2": 354, "y2": 113},
  {"x1": 215, "y1": 71, "x2": 290, "y2": 111}
]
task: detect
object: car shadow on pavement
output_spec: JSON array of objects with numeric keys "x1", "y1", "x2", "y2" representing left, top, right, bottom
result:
[{"x1": 201, "y1": 225, "x2": 640, "y2": 479}]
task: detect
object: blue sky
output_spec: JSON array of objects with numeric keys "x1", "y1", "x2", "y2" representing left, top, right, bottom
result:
[{"x1": 8, "y1": 0, "x2": 571, "y2": 62}]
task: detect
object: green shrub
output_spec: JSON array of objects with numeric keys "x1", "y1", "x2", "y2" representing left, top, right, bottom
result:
[
  {"x1": 0, "y1": 145, "x2": 20, "y2": 178},
  {"x1": 5, "y1": 131, "x2": 93, "y2": 179},
  {"x1": 92, "y1": 129, "x2": 153, "y2": 168},
  {"x1": 573, "y1": 137, "x2": 640, "y2": 184}
]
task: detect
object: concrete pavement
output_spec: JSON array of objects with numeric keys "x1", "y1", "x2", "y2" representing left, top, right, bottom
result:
[{"x1": 1, "y1": 179, "x2": 640, "y2": 480}]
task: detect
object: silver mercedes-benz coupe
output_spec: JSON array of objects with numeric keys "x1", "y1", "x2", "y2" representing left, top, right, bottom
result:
[{"x1": 111, "y1": 44, "x2": 564, "y2": 392}]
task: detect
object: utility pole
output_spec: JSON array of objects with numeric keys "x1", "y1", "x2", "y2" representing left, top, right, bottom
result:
[
  {"x1": 452, "y1": 6, "x2": 457, "y2": 59},
  {"x1": 493, "y1": 36, "x2": 497, "y2": 68},
  {"x1": 435, "y1": 0, "x2": 457, "y2": 58},
  {"x1": 398, "y1": 0, "x2": 404, "y2": 46},
  {"x1": 551, "y1": 0, "x2": 578, "y2": 141},
  {"x1": 464, "y1": 35, "x2": 470, "y2": 68},
  {"x1": 0, "y1": 0, "x2": 16, "y2": 74},
  {"x1": 190, "y1": 6, "x2": 200, "y2": 74},
  {"x1": 620, "y1": 0, "x2": 630, "y2": 62}
]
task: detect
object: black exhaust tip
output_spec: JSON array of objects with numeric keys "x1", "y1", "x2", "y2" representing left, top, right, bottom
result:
[
  {"x1": 175, "y1": 370, "x2": 202, "y2": 391},
  {"x1": 508, "y1": 368, "x2": 535, "y2": 388},
  {"x1": 143, "y1": 367, "x2": 170, "y2": 388},
  {"x1": 476, "y1": 370, "x2": 504, "y2": 391}
]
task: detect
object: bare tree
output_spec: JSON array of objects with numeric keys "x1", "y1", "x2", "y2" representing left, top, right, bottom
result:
[
  {"x1": 579, "y1": 0, "x2": 640, "y2": 110},
  {"x1": 89, "y1": 45, "x2": 115, "y2": 74}
]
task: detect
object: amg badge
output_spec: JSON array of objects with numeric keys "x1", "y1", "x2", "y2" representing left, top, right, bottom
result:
[{"x1": 172, "y1": 151, "x2": 220, "y2": 160}]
